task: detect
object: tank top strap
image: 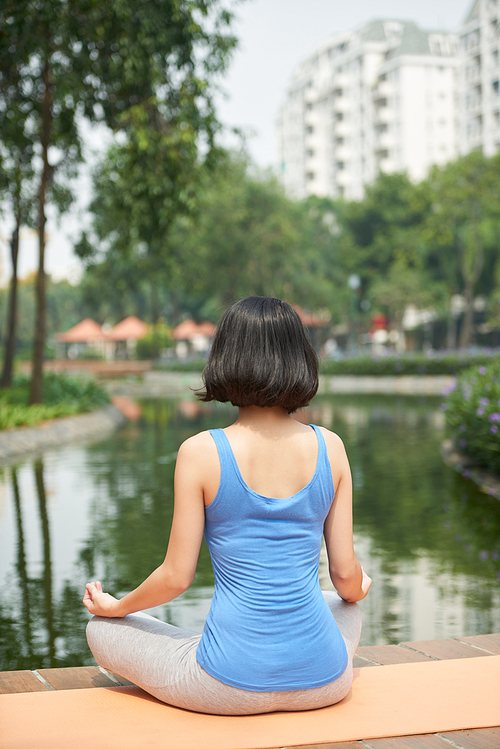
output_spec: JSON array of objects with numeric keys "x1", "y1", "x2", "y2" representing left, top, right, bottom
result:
[
  {"x1": 208, "y1": 428, "x2": 236, "y2": 476},
  {"x1": 309, "y1": 423, "x2": 334, "y2": 493},
  {"x1": 308, "y1": 423, "x2": 327, "y2": 462}
]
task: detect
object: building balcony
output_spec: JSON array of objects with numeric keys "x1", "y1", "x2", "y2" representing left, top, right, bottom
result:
[
  {"x1": 374, "y1": 131, "x2": 395, "y2": 151},
  {"x1": 335, "y1": 144, "x2": 351, "y2": 160},
  {"x1": 373, "y1": 80, "x2": 393, "y2": 102},
  {"x1": 333, "y1": 120, "x2": 350, "y2": 137},
  {"x1": 333, "y1": 72, "x2": 349, "y2": 89},
  {"x1": 374, "y1": 106, "x2": 394, "y2": 124},
  {"x1": 333, "y1": 96, "x2": 350, "y2": 113},
  {"x1": 335, "y1": 169, "x2": 351, "y2": 186},
  {"x1": 377, "y1": 157, "x2": 396, "y2": 173}
]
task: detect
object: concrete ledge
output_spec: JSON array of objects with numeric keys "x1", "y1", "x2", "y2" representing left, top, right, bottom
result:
[
  {"x1": 0, "y1": 405, "x2": 126, "y2": 465},
  {"x1": 106, "y1": 371, "x2": 456, "y2": 398},
  {"x1": 318, "y1": 374, "x2": 455, "y2": 396}
]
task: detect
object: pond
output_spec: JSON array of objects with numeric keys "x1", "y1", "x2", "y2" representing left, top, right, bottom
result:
[{"x1": 0, "y1": 394, "x2": 499, "y2": 671}]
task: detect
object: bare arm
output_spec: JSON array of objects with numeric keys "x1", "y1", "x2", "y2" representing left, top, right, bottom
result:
[
  {"x1": 322, "y1": 429, "x2": 371, "y2": 603},
  {"x1": 83, "y1": 435, "x2": 207, "y2": 617}
]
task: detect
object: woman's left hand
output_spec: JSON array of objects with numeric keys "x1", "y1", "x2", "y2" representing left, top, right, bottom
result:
[{"x1": 83, "y1": 581, "x2": 122, "y2": 617}]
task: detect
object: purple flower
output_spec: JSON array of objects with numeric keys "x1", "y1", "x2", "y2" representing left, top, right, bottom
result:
[
  {"x1": 492, "y1": 551, "x2": 499, "y2": 561},
  {"x1": 480, "y1": 551, "x2": 488, "y2": 561},
  {"x1": 459, "y1": 439, "x2": 467, "y2": 448},
  {"x1": 480, "y1": 397, "x2": 489, "y2": 406},
  {"x1": 491, "y1": 425, "x2": 498, "y2": 435},
  {"x1": 439, "y1": 403, "x2": 447, "y2": 411},
  {"x1": 459, "y1": 423, "x2": 467, "y2": 431},
  {"x1": 464, "y1": 469, "x2": 471, "y2": 478},
  {"x1": 497, "y1": 571, "x2": 500, "y2": 581},
  {"x1": 479, "y1": 366, "x2": 487, "y2": 374},
  {"x1": 455, "y1": 534, "x2": 462, "y2": 541},
  {"x1": 477, "y1": 407, "x2": 484, "y2": 416},
  {"x1": 488, "y1": 412, "x2": 500, "y2": 422}
]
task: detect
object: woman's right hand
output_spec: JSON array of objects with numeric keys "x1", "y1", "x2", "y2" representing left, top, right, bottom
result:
[
  {"x1": 83, "y1": 581, "x2": 123, "y2": 618},
  {"x1": 360, "y1": 568, "x2": 372, "y2": 599}
]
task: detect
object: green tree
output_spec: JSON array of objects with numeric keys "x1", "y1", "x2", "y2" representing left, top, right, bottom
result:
[
  {"x1": 423, "y1": 151, "x2": 500, "y2": 348},
  {"x1": 1, "y1": 0, "x2": 236, "y2": 402},
  {"x1": 167, "y1": 154, "x2": 341, "y2": 313},
  {"x1": 369, "y1": 264, "x2": 444, "y2": 351},
  {"x1": 0, "y1": 99, "x2": 37, "y2": 386},
  {"x1": 334, "y1": 172, "x2": 433, "y2": 337}
]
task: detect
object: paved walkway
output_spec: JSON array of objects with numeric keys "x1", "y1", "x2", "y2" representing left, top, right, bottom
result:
[{"x1": 2, "y1": 633, "x2": 499, "y2": 748}]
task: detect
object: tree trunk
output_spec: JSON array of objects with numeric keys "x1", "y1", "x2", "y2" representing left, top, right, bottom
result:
[
  {"x1": 30, "y1": 63, "x2": 52, "y2": 404},
  {"x1": 458, "y1": 279, "x2": 475, "y2": 349},
  {"x1": 35, "y1": 460, "x2": 55, "y2": 666},
  {"x1": 12, "y1": 467, "x2": 34, "y2": 662},
  {"x1": 457, "y1": 212, "x2": 483, "y2": 350},
  {"x1": 446, "y1": 297, "x2": 457, "y2": 350},
  {"x1": 1, "y1": 214, "x2": 21, "y2": 387}
]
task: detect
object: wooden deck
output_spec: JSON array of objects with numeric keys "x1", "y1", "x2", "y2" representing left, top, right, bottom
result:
[{"x1": 1, "y1": 634, "x2": 499, "y2": 749}]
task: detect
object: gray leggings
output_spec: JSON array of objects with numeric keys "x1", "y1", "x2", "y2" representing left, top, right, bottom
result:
[{"x1": 86, "y1": 591, "x2": 361, "y2": 715}]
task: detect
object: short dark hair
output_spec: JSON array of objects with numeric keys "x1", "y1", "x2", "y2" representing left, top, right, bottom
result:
[{"x1": 197, "y1": 296, "x2": 318, "y2": 413}]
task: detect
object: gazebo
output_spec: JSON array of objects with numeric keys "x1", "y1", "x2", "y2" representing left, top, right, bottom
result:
[
  {"x1": 55, "y1": 319, "x2": 107, "y2": 360},
  {"x1": 172, "y1": 320, "x2": 216, "y2": 359},
  {"x1": 107, "y1": 316, "x2": 150, "y2": 359},
  {"x1": 56, "y1": 316, "x2": 149, "y2": 360}
]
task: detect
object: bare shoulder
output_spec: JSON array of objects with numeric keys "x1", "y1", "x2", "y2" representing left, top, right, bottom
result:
[
  {"x1": 178, "y1": 430, "x2": 216, "y2": 454},
  {"x1": 317, "y1": 426, "x2": 346, "y2": 454},
  {"x1": 176, "y1": 430, "x2": 218, "y2": 465}
]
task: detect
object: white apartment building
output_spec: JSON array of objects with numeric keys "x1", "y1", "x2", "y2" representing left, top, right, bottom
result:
[
  {"x1": 277, "y1": 20, "x2": 459, "y2": 200},
  {"x1": 458, "y1": 0, "x2": 500, "y2": 155}
]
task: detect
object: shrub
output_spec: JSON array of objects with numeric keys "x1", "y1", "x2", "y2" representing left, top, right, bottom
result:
[
  {"x1": 136, "y1": 321, "x2": 172, "y2": 359},
  {"x1": 443, "y1": 360, "x2": 500, "y2": 474},
  {"x1": 0, "y1": 373, "x2": 110, "y2": 430},
  {"x1": 319, "y1": 350, "x2": 500, "y2": 377}
]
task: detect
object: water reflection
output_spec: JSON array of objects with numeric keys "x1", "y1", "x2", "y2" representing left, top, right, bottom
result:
[{"x1": 0, "y1": 395, "x2": 499, "y2": 670}]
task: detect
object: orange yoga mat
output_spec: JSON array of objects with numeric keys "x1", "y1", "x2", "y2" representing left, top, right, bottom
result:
[{"x1": 1, "y1": 656, "x2": 499, "y2": 749}]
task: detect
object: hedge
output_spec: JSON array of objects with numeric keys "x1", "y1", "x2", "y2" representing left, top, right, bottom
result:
[
  {"x1": 154, "y1": 350, "x2": 500, "y2": 377},
  {"x1": 0, "y1": 373, "x2": 110, "y2": 430},
  {"x1": 443, "y1": 360, "x2": 500, "y2": 474}
]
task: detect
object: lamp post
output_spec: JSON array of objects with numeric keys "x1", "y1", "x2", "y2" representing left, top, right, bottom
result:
[{"x1": 348, "y1": 274, "x2": 360, "y2": 353}]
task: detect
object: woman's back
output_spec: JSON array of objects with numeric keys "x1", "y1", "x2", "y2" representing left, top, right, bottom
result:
[
  {"x1": 84, "y1": 296, "x2": 369, "y2": 715},
  {"x1": 196, "y1": 423, "x2": 348, "y2": 692}
]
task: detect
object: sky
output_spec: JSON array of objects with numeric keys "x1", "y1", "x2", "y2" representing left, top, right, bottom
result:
[{"x1": 1, "y1": 0, "x2": 474, "y2": 284}]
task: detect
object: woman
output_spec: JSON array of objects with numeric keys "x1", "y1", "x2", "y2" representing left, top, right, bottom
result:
[{"x1": 83, "y1": 296, "x2": 371, "y2": 714}]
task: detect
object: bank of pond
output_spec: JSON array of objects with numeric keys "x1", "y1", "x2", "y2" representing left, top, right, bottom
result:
[{"x1": 0, "y1": 393, "x2": 499, "y2": 672}]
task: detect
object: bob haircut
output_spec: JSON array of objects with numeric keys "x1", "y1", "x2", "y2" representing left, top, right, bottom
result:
[{"x1": 197, "y1": 296, "x2": 318, "y2": 413}]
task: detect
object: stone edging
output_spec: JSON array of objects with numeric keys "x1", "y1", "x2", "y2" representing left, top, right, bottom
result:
[
  {"x1": 0, "y1": 405, "x2": 126, "y2": 465},
  {"x1": 440, "y1": 439, "x2": 500, "y2": 501}
]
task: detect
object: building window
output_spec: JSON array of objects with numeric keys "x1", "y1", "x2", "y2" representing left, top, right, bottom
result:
[
  {"x1": 493, "y1": 79, "x2": 500, "y2": 94},
  {"x1": 336, "y1": 161, "x2": 345, "y2": 170},
  {"x1": 306, "y1": 149, "x2": 315, "y2": 157},
  {"x1": 306, "y1": 172, "x2": 315, "y2": 181},
  {"x1": 306, "y1": 125, "x2": 314, "y2": 134}
]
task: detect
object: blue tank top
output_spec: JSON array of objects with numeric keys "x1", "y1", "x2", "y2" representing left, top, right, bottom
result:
[{"x1": 196, "y1": 424, "x2": 348, "y2": 691}]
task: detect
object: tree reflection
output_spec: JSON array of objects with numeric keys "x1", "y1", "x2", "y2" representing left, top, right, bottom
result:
[
  {"x1": 0, "y1": 461, "x2": 93, "y2": 670},
  {"x1": 12, "y1": 467, "x2": 33, "y2": 664}
]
